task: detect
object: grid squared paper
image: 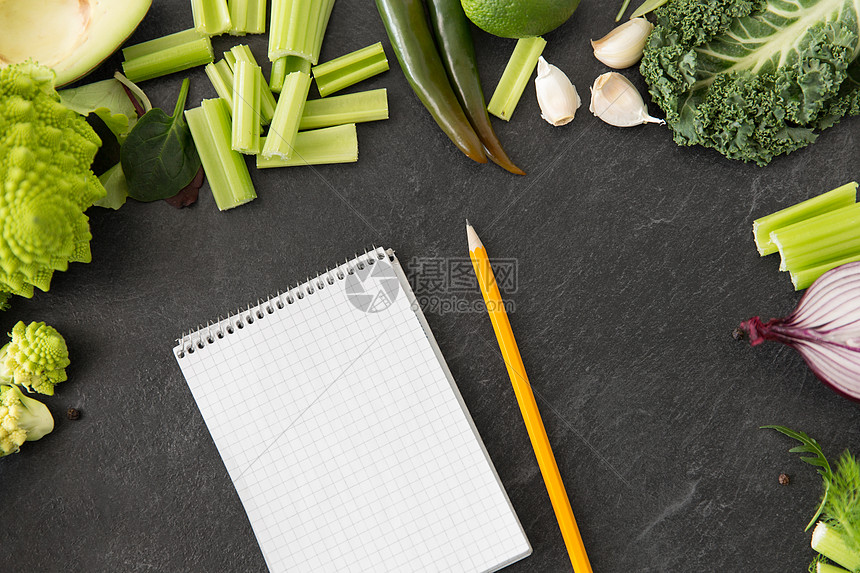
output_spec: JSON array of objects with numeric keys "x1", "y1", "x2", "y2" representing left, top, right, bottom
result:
[{"x1": 174, "y1": 249, "x2": 530, "y2": 572}]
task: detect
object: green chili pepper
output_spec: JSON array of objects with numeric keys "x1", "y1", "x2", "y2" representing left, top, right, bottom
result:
[
  {"x1": 426, "y1": 0, "x2": 525, "y2": 175},
  {"x1": 375, "y1": 0, "x2": 487, "y2": 164}
]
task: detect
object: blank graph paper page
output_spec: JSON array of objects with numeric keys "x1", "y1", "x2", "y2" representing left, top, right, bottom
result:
[{"x1": 174, "y1": 248, "x2": 531, "y2": 572}]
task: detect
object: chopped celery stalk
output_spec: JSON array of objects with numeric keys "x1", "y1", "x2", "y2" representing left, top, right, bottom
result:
[
  {"x1": 192, "y1": 0, "x2": 232, "y2": 36},
  {"x1": 488, "y1": 36, "x2": 547, "y2": 121},
  {"x1": 817, "y1": 562, "x2": 851, "y2": 573},
  {"x1": 256, "y1": 124, "x2": 358, "y2": 167},
  {"x1": 791, "y1": 253, "x2": 860, "y2": 290},
  {"x1": 205, "y1": 60, "x2": 235, "y2": 109},
  {"x1": 231, "y1": 60, "x2": 262, "y2": 154},
  {"x1": 300, "y1": 88, "x2": 388, "y2": 130},
  {"x1": 186, "y1": 100, "x2": 256, "y2": 210},
  {"x1": 811, "y1": 523, "x2": 860, "y2": 572},
  {"x1": 229, "y1": 0, "x2": 267, "y2": 34},
  {"x1": 262, "y1": 72, "x2": 312, "y2": 159},
  {"x1": 224, "y1": 50, "x2": 237, "y2": 70},
  {"x1": 268, "y1": 0, "x2": 333, "y2": 63},
  {"x1": 122, "y1": 29, "x2": 214, "y2": 82},
  {"x1": 270, "y1": 56, "x2": 312, "y2": 92},
  {"x1": 312, "y1": 42, "x2": 389, "y2": 97},
  {"x1": 770, "y1": 204, "x2": 860, "y2": 271},
  {"x1": 231, "y1": 45, "x2": 276, "y2": 124},
  {"x1": 753, "y1": 182, "x2": 858, "y2": 255}
]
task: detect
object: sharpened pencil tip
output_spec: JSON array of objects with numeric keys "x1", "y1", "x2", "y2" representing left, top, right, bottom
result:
[
  {"x1": 465, "y1": 219, "x2": 470, "y2": 228},
  {"x1": 466, "y1": 222, "x2": 483, "y2": 251}
]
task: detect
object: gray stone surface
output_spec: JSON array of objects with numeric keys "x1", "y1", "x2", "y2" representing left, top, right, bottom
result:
[{"x1": 2, "y1": 0, "x2": 859, "y2": 571}]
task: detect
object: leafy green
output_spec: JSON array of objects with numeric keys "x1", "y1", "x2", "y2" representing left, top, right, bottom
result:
[
  {"x1": 59, "y1": 78, "x2": 142, "y2": 140},
  {"x1": 641, "y1": 0, "x2": 860, "y2": 165},
  {"x1": 763, "y1": 424, "x2": 834, "y2": 529},
  {"x1": 629, "y1": 0, "x2": 669, "y2": 19},
  {"x1": 94, "y1": 164, "x2": 130, "y2": 210},
  {"x1": 824, "y1": 452, "x2": 860, "y2": 553},
  {"x1": 120, "y1": 78, "x2": 201, "y2": 202}
]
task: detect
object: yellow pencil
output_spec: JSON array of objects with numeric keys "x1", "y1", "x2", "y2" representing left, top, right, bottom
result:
[{"x1": 467, "y1": 221, "x2": 592, "y2": 573}]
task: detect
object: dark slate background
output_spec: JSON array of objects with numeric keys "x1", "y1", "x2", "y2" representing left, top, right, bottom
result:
[{"x1": 2, "y1": 0, "x2": 859, "y2": 571}]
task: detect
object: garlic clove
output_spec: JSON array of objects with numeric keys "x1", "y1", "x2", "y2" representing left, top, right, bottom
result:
[
  {"x1": 591, "y1": 17, "x2": 654, "y2": 69},
  {"x1": 589, "y1": 71, "x2": 664, "y2": 127},
  {"x1": 534, "y1": 56, "x2": 581, "y2": 127}
]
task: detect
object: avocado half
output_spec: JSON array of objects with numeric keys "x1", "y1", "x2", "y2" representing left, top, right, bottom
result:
[{"x1": 0, "y1": 0, "x2": 152, "y2": 86}]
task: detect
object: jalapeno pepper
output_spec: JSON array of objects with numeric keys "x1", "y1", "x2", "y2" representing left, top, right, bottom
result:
[
  {"x1": 375, "y1": 0, "x2": 487, "y2": 164},
  {"x1": 426, "y1": 0, "x2": 525, "y2": 175}
]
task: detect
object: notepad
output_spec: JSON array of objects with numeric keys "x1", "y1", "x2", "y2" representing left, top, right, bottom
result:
[{"x1": 173, "y1": 247, "x2": 531, "y2": 572}]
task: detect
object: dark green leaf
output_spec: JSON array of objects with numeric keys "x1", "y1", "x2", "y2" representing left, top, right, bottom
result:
[{"x1": 121, "y1": 78, "x2": 201, "y2": 203}]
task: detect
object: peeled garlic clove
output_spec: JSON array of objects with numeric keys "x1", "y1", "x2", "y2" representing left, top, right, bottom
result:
[
  {"x1": 534, "y1": 57, "x2": 581, "y2": 127},
  {"x1": 591, "y1": 17, "x2": 654, "y2": 69},
  {"x1": 589, "y1": 72, "x2": 664, "y2": 127}
]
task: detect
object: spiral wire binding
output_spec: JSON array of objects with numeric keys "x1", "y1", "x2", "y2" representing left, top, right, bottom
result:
[{"x1": 175, "y1": 247, "x2": 389, "y2": 359}]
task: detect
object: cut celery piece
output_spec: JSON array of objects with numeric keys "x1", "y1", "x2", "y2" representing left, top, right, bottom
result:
[
  {"x1": 262, "y1": 72, "x2": 312, "y2": 159},
  {"x1": 186, "y1": 99, "x2": 256, "y2": 210},
  {"x1": 771, "y1": 204, "x2": 860, "y2": 271},
  {"x1": 312, "y1": 42, "x2": 389, "y2": 97},
  {"x1": 270, "y1": 56, "x2": 312, "y2": 92},
  {"x1": 231, "y1": 45, "x2": 276, "y2": 124},
  {"x1": 122, "y1": 29, "x2": 214, "y2": 82},
  {"x1": 268, "y1": 0, "x2": 334, "y2": 63},
  {"x1": 312, "y1": 0, "x2": 335, "y2": 63},
  {"x1": 192, "y1": 0, "x2": 232, "y2": 36},
  {"x1": 232, "y1": 60, "x2": 262, "y2": 154},
  {"x1": 205, "y1": 60, "x2": 235, "y2": 109},
  {"x1": 224, "y1": 50, "x2": 237, "y2": 70},
  {"x1": 229, "y1": 0, "x2": 267, "y2": 34},
  {"x1": 812, "y1": 523, "x2": 860, "y2": 572},
  {"x1": 817, "y1": 564, "x2": 851, "y2": 573},
  {"x1": 300, "y1": 88, "x2": 388, "y2": 130},
  {"x1": 488, "y1": 36, "x2": 547, "y2": 121},
  {"x1": 753, "y1": 182, "x2": 857, "y2": 256},
  {"x1": 791, "y1": 253, "x2": 860, "y2": 290},
  {"x1": 256, "y1": 124, "x2": 357, "y2": 167}
]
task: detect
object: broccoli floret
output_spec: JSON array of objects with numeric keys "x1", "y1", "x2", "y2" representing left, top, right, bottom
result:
[
  {"x1": 0, "y1": 321, "x2": 70, "y2": 396},
  {"x1": 0, "y1": 384, "x2": 54, "y2": 457},
  {"x1": 0, "y1": 62, "x2": 106, "y2": 297}
]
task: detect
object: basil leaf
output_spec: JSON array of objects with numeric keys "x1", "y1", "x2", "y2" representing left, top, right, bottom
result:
[{"x1": 121, "y1": 78, "x2": 201, "y2": 203}]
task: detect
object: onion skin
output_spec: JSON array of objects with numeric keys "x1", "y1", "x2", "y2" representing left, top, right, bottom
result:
[{"x1": 737, "y1": 261, "x2": 860, "y2": 401}]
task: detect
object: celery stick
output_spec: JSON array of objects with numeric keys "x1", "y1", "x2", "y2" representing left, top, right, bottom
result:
[
  {"x1": 270, "y1": 56, "x2": 312, "y2": 92},
  {"x1": 186, "y1": 100, "x2": 256, "y2": 210},
  {"x1": 312, "y1": 42, "x2": 389, "y2": 97},
  {"x1": 817, "y1": 562, "x2": 851, "y2": 573},
  {"x1": 231, "y1": 45, "x2": 276, "y2": 124},
  {"x1": 300, "y1": 88, "x2": 388, "y2": 130},
  {"x1": 232, "y1": 60, "x2": 262, "y2": 154},
  {"x1": 311, "y1": 0, "x2": 335, "y2": 64},
  {"x1": 782, "y1": 234, "x2": 860, "y2": 273},
  {"x1": 262, "y1": 72, "x2": 312, "y2": 159},
  {"x1": 122, "y1": 29, "x2": 214, "y2": 82},
  {"x1": 753, "y1": 182, "x2": 858, "y2": 255},
  {"x1": 791, "y1": 253, "x2": 860, "y2": 290},
  {"x1": 205, "y1": 60, "x2": 235, "y2": 109},
  {"x1": 488, "y1": 36, "x2": 547, "y2": 121},
  {"x1": 229, "y1": 0, "x2": 267, "y2": 34},
  {"x1": 224, "y1": 50, "x2": 237, "y2": 70},
  {"x1": 256, "y1": 124, "x2": 357, "y2": 167},
  {"x1": 268, "y1": 0, "x2": 333, "y2": 63},
  {"x1": 812, "y1": 523, "x2": 860, "y2": 572},
  {"x1": 770, "y1": 204, "x2": 860, "y2": 270},
  {"x1": 192, "y1": 0, "x2": 232, "y2": 36}
]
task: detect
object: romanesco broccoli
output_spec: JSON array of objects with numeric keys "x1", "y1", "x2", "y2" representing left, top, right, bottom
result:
[
  {"x1": 0, "y1": 62, "x2": 106, "y2": 297},
  {"x1": 0, "y1": 321, "x2": 70, "y2": 396},
  {"x1": 0, "y1": 384, "x2": 54, "y2": 457}
]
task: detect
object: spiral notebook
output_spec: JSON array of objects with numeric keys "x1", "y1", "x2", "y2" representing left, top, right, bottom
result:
[{"x1": 173, "y1": 247, "x2": 531, "y2": 572}]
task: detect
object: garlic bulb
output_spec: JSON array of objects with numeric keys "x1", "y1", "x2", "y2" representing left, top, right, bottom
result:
[
  {"x1": 591, "y1": 18, "x2": 654, "y2": 69},
  {"x1": 534, "y1": 57, "x2": 580, "y2": 126},
  {"x1": 589, "y1": 72, "x2": 664, "y2": 127}
]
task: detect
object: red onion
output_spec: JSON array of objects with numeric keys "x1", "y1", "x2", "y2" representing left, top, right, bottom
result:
[{"x1": 737, "y1": 262, "x2": 860, "y2": 401}]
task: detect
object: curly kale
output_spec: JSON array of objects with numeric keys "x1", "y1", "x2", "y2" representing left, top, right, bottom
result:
[{"x1": 641, "y1": 0, "x2": 860, "y2": 165}]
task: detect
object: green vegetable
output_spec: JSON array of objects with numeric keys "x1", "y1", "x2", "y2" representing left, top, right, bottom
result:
[
  {"x1": 0, "y1": 62, "x2": 106, "y2": 297},
  {"x1": 640, "y1": 0, "x2": 860, "y2": 166},
  {"x1": 269, "y1": 0, "x2": 335, "y2": 63},
  {"x1": 426, "y1": 0, "x2": 524, "y2": 175},
  {"x1": 487, "y1": 36, "x2": 546, "y2": 121},
  {"x1": 270, "y1": 56, "x2": 312, "y2": 92},
  {"x1": 616, "y1": 0, "x2": 631, "y2": 21},
  {"x1": 257, "y1": 124, "x2": 358, "y2": 167},
  {"x1": 122, "y1": 28, "x2": 215, "y2": 82},
  {"x1": 792, "y1": 255, "x2": 860, "y2": 290},
  {"x1": 376, "y1": 0, "x2": 487, "y2": 163},
  {"x1": 0, "y1": 385, "x2": 54, "y2": 458},
  {"x1": 312, "y1": 42, "x2": 390, "y2": 97},
  {"x1": 231, "y1": 60, "x2": 263, "y2": 154},
  {"x1": 261, "y1": 72, "x2": 311, "y2": 159},
  {"x1": 186, "y1": 99, "x2": 257, "y2": 210},
  {"x1": 772, "y1": 204, "x2": 860, "y2": 271},
  {"x1": 192, "y1": 0, "x2": 232, "y2": 36},
  {"x1": 753, "y1": 183, "x2": 858, "y2": 256},
  {"x1": 0, "y1": 292, "x2": 11, "y2": 312},
  {"x1": 58, "y1": 78, "x2": 142, "y2": 140},
  {"x1": 230, "y1": 45, "x2": 276, "y2": 125},
  {"x1": 0, "y1": 321, "x2": 70, "y2": 396},
  {"x1": 95, "y1": 164, "x2": 130, "y2": 210},
  {"x1": 205, "y1": 60, "x2": 236, "y2": 109},
  {"x1": 299, "y1": 89, "x2": 389, "y2": 130},
  {"x1": 814, "y1": 558, "x2": 850, "y2": 573},
  {"x1": 229, "y1": 0, "x2": 267, "y2": 34},
  {"x1": 629, "y1": 0, "x2": 668, "y2": 19},
  {"x1": 120, "y1": 78, "x2": 202, "y2": 202}
]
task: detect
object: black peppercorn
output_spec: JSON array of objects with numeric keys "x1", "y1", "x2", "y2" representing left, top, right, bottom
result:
[
  {"x1": 67, "y1": 408, "x2": 80, "y2": 421},
  {"x1": 778, "y1": 473, "x2": 790, "y2": 485}
]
